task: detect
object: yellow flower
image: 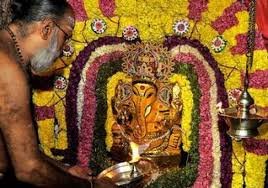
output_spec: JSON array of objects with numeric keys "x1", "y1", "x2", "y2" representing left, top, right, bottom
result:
[
  {"x1": 232, "y1": 141, "x2": 246, "y2": 188},
  {"x1": 105, "y1": 72, "x2": 131, "y2": 150},
  {"x1": 245, "y1": 151, "x2": 268, "y2": 188},
  {"x1": 169, "y1": 74, "x2": 193, "y2": 152}
]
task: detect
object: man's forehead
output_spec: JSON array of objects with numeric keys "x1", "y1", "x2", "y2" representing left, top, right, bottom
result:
[{"x1": 60, "y1": 14, "x2": 75, "y2": 30}]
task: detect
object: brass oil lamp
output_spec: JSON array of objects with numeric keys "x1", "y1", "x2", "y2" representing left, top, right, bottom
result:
[
  {"x1": 220, "y1": 0, "x2": 267, "y2": 140},
  {"x1": 97, "y1": 142, "x2": 143, "y2": 186}
]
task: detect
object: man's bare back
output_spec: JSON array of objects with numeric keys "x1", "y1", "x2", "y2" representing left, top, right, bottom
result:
[{"x1": 0, "y1": 0, "x2": 114, "y2": 187}]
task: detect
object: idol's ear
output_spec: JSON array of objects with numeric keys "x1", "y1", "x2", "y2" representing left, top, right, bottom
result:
[{"x1": 39, "y1": 18, "x2": 54, "y2": 40}]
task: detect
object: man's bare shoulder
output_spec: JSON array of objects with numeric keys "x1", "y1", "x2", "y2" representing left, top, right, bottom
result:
[
  {"x1": 0, "y1": 52, "x2": 27, "y2": 83},
  {"x1": 0, "y1": 53, "x2": 30, "y2": 126}
]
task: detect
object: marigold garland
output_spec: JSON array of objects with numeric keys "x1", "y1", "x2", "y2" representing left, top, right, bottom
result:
[
  {"x1": 169, "y1": 74, "x2": 193, "y2": 152},
  {"x1": 105, "y1": 72, "x2": 131, "y2": 151}
]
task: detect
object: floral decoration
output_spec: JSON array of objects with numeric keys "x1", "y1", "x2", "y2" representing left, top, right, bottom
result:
[
  {"x1": 91, "y1": 18, "x2": 107, "y2": 34},
  {"x1": 54, "y1": 76, "x2": 68, "y2": 90},
  {"x1": 32, "y1": 1, "x2": 268, "y2": 187},
  {"x1": 173, "y1": 20, "x2": 190, "y2": 36},
  {"x1": 122, "y1": 26, "x2": 139, "y2": 41},
  {"x1": 211, "y1": 35, "x2": 227, "y2": 53},
  {"x1": 228, "y1": 88, "x2": 242, "y2": 107},
  {"x1": 62, "y1": 43, "x2": 75, "y2": 57}
]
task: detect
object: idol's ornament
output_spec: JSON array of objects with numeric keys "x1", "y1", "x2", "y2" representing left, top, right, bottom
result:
[
  {"x1": 99, "y1": 42, "x2": 183, "y2": 186},
  {"x1": 219, "y1": 0, "x2": 267, "y2": 139}
]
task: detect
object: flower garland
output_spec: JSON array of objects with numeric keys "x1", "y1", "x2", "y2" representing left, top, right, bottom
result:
[
  {"x1": 68, "y1": 0, "x2": 88, "y2": 21},
  {"x1": 99, "y1": 0, "x2": 116, "y2": 17},
  {"x1": 76, "y1": 44, "x2": 125, "y2": 132},
  {"x1": 65, "y1": 37, "x2": 124, "y2": 164},
  {"x1": 230, "y1": 31, "x2": 265, "y2": 55},
  {"x1": 90, "y1": 60, "x2": 124, "y2": 173},
  {"x1": 232, "y1": 141, "x2": 268, "y2": 188},
  {"x1": 164, "y1": 36, "x2": 231, "y2": 187},
  {"x1": 78, "y1": 51, "x2": 124, "y2": 167},
  {"x1": 187, "y1": 0, "x2": 208, "y2": 21},
  {"x1": 105, "y1": 72, "x2": 131, "y2": 150},
  {"x1": 244, "y1": 152, "x2": 268, "y2": 188},
  {"x1": 241, "y1": 70, "x2": 268, "y2": 89},
  {"x1": 231, "y1": 141, "x2": 246, "y2": 188},
  {"x1": 174, "y1": 53, "x2": 214, "y2": 187},
  {"x1": 168, "y1": 74, "x2": 194, "y2": 152},
  {"x1": 211, "y1": 1, "x2": 247, "y2": 34},
  {"x1": 147, "y1": 63, "x2": 200, "y2": 188}
]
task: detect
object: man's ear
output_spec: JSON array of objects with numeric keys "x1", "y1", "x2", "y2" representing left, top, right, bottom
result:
[{"x1": 40, "y1": 19, "x2": 54, "y2": 40}]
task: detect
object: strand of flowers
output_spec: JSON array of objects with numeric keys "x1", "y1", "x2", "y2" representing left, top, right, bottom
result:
[
  {"x1": 244, "y1": 151, "x2": 268, "y2": 188},
  {"x1": 243, "y1": 138, "x2": 268, "y2": 155},
  {"x1": 243, "y1": 70, "x2": 268, "y2": 89},
  {"x1": 211, "y1": 1, "x2": 247, "y2": 34},
  {"x1": 230, "y1": 31, "x2": 265, "y2": 55},
  {"x1": 78, "y1": 51, "x2": 124, "y2": 167},
  {"x1": 105, "y1": 72, "x2": 131, "y2": 150},
  {"x1": 173, "y1": 53, "x2": 213, "y2": 187},
  {"x1": 139, "y1": 63, "x2": 201, "y2": 188},
  {"x1": 54, "y1": 97, "x2": 68, "y2": 158},
  {"x1": 232, "y1": 141, "x2": 268, "y2": 188},
  {"x1": 33, "y1": 91, "x2": 56, "y2": 158},
  {"x1": 231, "y1": 141, "x2": 246, "y2": 188},
  {"x1": 68, "y1": 0, "x2": 88, "y2": 21},
  {"x1": 65, "y1": 37, "x2": 124, "y2": 164},
  {"x1": 99, "y1": 0, "x2": 116, "y2": 17},
  {"x1": 90, "y1": 60, "x2": 124, "y2": 173},
  {"x1": 188, "y1": 0, "x2": 208, "y2": 21},
  {"x1": 168, "y1": 74, "x2": 194, "y2": 152},
  {"x1": 33, "y1": 92, "x2": 68, "y2": 160},
  {"x1": 175, "y1": 45, "x2": 221, "y2": 187},
  {"x1": 169, "y1": 42, "x2": 221, "y2": 187},
  {"x1": 77, "y1": 44, "x2": 125, "y2": 132},
  {"x1": 164, "y1": 36, "x2": 232, "y2": 187}
]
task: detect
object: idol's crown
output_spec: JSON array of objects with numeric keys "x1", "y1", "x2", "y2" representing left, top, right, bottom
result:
[{"x1": 122, "y1": 42, "x2": 174, "y2": 82}]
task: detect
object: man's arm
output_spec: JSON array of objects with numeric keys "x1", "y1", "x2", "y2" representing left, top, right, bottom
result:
[
  {"x1": 0, "y1": 131, "x2": 9, "y2": 179},
  {"x1": 0, "y1": 61, "x2": 93, "y2": 187}
]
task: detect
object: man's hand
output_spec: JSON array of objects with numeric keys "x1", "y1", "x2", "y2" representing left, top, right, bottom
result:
[{"x1": 68, "y1": 165, "x2": 93, "y2": 180}]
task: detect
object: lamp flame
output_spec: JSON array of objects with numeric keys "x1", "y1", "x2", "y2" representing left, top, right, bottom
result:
[{"x1": 129, "y1": 142, "x2": 140, "y2": 163}]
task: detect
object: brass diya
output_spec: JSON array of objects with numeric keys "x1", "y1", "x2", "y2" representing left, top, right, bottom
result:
[
  {"x1": 97, "y1": 162, "x2": 143, "y2": 186},
  {"x1": 220, "y1": 0, "x2": 268, "y2": 140},
  {"x1": 220, "y1": 89, "x2": 267, "y2": 139},
  {"x1": 220, "y1": 106, "x2": 265, "y2": 139}
]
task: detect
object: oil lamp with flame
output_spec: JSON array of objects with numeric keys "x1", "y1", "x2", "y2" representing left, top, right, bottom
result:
[
  {"x1": 219, "y1": 0, "x2": 267, "y2": 140},
  {"x1": 129, "y1": 142, "x2": 142, "y2": 178},
  {"x1": 97, "y1": 141, "x2": 143, "y2": 186}
]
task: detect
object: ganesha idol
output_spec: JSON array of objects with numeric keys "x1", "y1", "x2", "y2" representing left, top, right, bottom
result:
[{"x1": 109, "y1": 43, "x2": 183, "y2": 175}]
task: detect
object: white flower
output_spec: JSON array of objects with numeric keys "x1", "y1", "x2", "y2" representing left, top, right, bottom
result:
[
  {"x1": 62, "y1": 43, "x2": 74, "y2": 57},
  {"x1": 211, "y1": 36, "x2": 227, "y2": 53},
  {"x1": 216, "y1": 102, "x2": 225, "y2": 114},
  {"x1": 54, "y1": 76, "x2": 68, "y2": 90},
  {"x1": 173, "y1": 20, "x2": 190, "y2": 35},
  {"x1": 122, "y1": 26, "x2": 139, "y2": 41},
  {"x1": 91, "y1": 18, "x2": 107, "y2": 34}
]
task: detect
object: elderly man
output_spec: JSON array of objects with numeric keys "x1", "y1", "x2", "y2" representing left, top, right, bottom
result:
[{"x1": 0, "y1": 0, "x2": 113, "y2": 187}]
